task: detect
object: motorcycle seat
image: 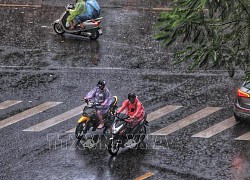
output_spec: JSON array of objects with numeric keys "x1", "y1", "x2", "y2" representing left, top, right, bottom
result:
[{"x1": 84, "y1": 17, "x2": 103, "y2": 23}]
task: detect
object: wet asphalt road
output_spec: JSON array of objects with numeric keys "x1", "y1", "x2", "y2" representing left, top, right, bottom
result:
[{"x1": 1, "y1": 1, "x2": 250, "y2": 180}]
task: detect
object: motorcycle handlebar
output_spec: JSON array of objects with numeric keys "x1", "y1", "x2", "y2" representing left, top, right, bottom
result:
[
  {"x1": 81, "y1": 98, "x2": 89, "y2": 103},
  {"x1": 65, "y1": 4, "x2": 75, "y2": 11},
  {"x1": 115, "y1": 113, "x2": 130, "y2": 120},
  {"x1": 82, "y1": 99, "x2": 102, "y2": 108},
  {"x1": 124, "y1": 119, "x2": 133, "y2": 123}
]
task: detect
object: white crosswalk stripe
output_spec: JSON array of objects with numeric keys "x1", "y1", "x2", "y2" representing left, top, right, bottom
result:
[
  {"x1": 150, "y1": 107, "x2": 222, "y2": 136},
  {"x1": 66, "y1": 127, "x2": 75, "y2": 133},
  {"x1": 0, "y1": 102, "x2": 62, "y2": 129},
  {"x1": 66, "y1": 105, "x2": 183, "y2": 133},
  {"x1": 235, "y1": 131, "x2": 250, "y2": 141},
  {"x1": 192, "y1": 117, "x2": 238, "y2": 138},
  {"x1": 2, "y1": 100, "x2": 249, "y2": 141},
  {"x1": 0, "y1": 100, "x2": 22, "y2": 110},
  {"x1": 147, "y1": 105, "x2": 182, "y2": 122},
  {"x1": 23, "y1": 105, "x2": 84, "y2": 132}
]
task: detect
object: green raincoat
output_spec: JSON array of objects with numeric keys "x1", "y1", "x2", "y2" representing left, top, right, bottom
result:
[{"x1": 67, "y1": 0, "x2": 85, "y2": 22}]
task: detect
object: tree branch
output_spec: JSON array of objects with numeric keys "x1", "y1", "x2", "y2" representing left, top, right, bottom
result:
[
  {"x1": 238, "y1": 0, "x2": 250, "y2": 17},
  {"x1": 209, "y1": 20, "x2": 250, "y2": 26}
]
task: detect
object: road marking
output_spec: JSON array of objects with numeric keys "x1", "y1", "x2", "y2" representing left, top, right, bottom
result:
[
  {"x1": 0, "y1": 4, "x2": 42, "y2": 8},
  {"x1": 23, "y1": 105, "x2": 84, "y2": 132},
  {"x1": 150, "y1": 107, "x2": 222, "y2": 136},
  {"x1": 0, "y1": 102, "x2": 61, "y2": 129},
  {"x1": 0, "y1": 65, "x2": 230, "y2": 77},
  {"x1": 0, "y1": 100, "x2": 22, "y2": 110},
  {"x1": 151, "y1": 7, "x2": 209, "y2": 12},
  {"x1": 192, "y1": 117, "x2": 238, "y2": 138},
  {"x1": 0, "y1": 65, "x2": 126, "y2": 70},
  {"x1": 235, "y1": 131, "x2": 250, "y2": 141},
  {"x1": 66, "y1": 127, "x2": 75, "y2": 133},
  {"x1": 66, "y1": 105, "x2": 182, "y2": 133},
  {"x1": 41, "y1": 25, "x2": 51, "y2": 29},
  {"x1": 152, "y1": 7, "x2": 172, "y2": 11},
  {"x1": 147, "y1": 105, "x2": 182, "y2": 122},
  {"x1": 134, "y1": 172, "x2": 154, "y2": 180}
]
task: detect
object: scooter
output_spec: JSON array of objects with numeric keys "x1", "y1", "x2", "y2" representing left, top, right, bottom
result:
[
  {"x1": 108, "y1": 113, "x2": 149, "y2": 156},
  {"x1": 75, "y1": 96, "x2": 118, "y2": 140},
  {"x1": 53, "y1": 4, "x2": 103, "y2": 40}
]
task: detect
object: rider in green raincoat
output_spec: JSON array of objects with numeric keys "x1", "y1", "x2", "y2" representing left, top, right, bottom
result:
[{"x1": 66, "y1": 0, "x2": 85, "y2": 29}]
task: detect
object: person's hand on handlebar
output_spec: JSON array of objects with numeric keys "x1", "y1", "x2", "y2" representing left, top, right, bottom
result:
[
  {"x1": 83, "y1": 97, "x2": 89, "y2": 103},
  {"x1": 125, "y1": 118, "x2": 133, "y2": 123},
  {"x1": 125, "y1": 116, "x2": 135, "y2": 123}
]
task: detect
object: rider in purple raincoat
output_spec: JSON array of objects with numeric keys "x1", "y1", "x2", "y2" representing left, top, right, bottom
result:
[{"x1": 84, "y1": 80, "x2": 111, "y2": 129}]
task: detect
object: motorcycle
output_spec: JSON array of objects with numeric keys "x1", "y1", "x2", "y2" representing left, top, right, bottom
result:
[
  {"x1": 108, "y1": 113, "x2": 149, "y2": 156},
  {"x1": 53, "y1": 4, "x2": 103, "y2": 40},
  {"x1": 75, "y1": 96, "x2": 118, "y2": 140}
]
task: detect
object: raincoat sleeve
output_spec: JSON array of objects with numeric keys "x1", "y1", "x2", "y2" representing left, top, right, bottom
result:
[
  {"x1": 84, "y1": 87, "x2": 97, "y2": 100},
  {"x1": 131, "y1": 101, "x2": 144, "y2": 118},
  {"x1": 105, "y1": 88, "x2": 111, "y2": 99},
  {"x1": 117, "y1": 100, "x2": 128, "y2": 114},
  {"x1": 100, "y1": 98, "x2": 112, "y2": 108}
]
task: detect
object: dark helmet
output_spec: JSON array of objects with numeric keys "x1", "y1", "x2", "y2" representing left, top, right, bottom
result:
[
  {"x1": 128, "y1": 93, "x2": 136, "y2": 102},
  {"x1": 97, "y1": 80, "x2": 106, "y2": 87}
]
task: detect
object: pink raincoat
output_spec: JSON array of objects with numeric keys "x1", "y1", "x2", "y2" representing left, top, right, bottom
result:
[{"x1": 117, "y1": 96, "x2": 145, "y2": 125}]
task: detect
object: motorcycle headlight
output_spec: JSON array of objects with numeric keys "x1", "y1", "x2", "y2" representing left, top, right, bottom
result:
[{"x1": 112, "y1": 123, "x2": 124, "y2": 134}]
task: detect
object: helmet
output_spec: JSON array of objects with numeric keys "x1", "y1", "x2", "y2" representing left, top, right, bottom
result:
[
  {"x1": 67, "y1": 4, "x2": 75, "y2": 9},
  {"x1": 97, "y1": 80, "x2": 106, "y2": 87},
  {"x1": 128, "y1": 93, "x2": 136, "y2": 102}
]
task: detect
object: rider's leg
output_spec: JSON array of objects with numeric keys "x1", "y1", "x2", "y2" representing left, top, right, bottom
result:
[
  {"x1": 97, "y1": 110, "x2": 104, "y2": 129},
  {"x1": 70, "y1": 21, "x2": 75, "y2": 30},
  {"x1": 131, "y1": 116, "x2": 144, "y2": 128},
  {"x1": 75, "y1": 13, "x2": 91, "y2": 28},
  {"x1": 67, "y1": 14, "x2": 76, "y2": 30}
]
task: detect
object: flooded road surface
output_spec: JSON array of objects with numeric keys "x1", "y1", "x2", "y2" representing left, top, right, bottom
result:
[
  {"x1": 0, "y1": 0, "x2": 174, "y2": 69},
  {"x1": 0, "y1": 1, "x2": 250, "y2": 180}
]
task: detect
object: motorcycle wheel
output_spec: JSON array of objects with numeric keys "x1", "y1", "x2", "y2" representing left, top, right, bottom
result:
[
  {"x1": 53, "y1": 22, "x2": 65, "y2": 35},
  {"x1": 89, "y1": 30, "x2": 99, "y2": 40},
  {"x1": 75, "y1": 122, "x2": 86, "y2": 140},
  {"x1": 103, "y1": 126, "x2": 110, "y2": 136},
  {"x1": 108, "y1": 139, "x2": 120, "y2": 156},
  {"x1": 133, "y1": 125, "x2": 147, "y2": 144}
]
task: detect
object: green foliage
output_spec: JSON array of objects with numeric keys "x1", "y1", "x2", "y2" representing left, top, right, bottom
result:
[{"x1": 155, "y1": 0, "x2": 250, "y2": 79}]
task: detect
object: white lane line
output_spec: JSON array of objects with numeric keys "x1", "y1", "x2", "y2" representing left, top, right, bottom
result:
[
  {"x1": 152, "y1": 7, "x2": 172, "y2": 11},
  {"x1": 0, "y1": 65, "x2": 126, "y2": 70},
  {"x1": 147, "y1": 105, "x2": 182, "y2": 122},
  {"x1": 192, "y1": 117, "x2": 238, "y2": 138},
  {"x1": 0, "y1": 4, "x2": 42, "y2": 8},
  {"x1": 41, "y1": 25, "x2": 51, "y2": 28},
  {"x1": 235, "y1": 131, "x2": 250, "y2": 141},
  {"x1": 23, "y1": 105, "x2": 84, "y2": 132},
  {"x1": 0, "y1": 100, "x2": 22, "y2": 110},
  {"x1": 66, "y1": 127, "x2": 75, "y2": 133},
  {"x1": 0, "y1": 102, "x2": 61, "y2": 129},
  {"x1": 66, "y1": 105, "x2": 182, "y2": 133},
  {"x1": 150, "y1": 107, "x2": 222, "y2": 136}
]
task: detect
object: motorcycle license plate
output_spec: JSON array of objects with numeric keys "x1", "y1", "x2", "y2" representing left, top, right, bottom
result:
[{"x1": 98, "y1": 29, "x2": 103, "y2": 35}]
